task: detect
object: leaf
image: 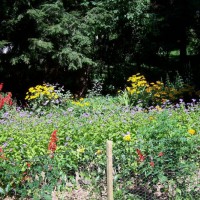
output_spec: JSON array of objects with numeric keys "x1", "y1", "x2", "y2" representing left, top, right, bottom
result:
[
  {"x1": 158, "y1": 175, "x2": 168, "y2": 183},
  {"x1": 0, "y1": 187, "x2": 5, "y2": 194},
  {"x1": 5, "y1": 184, "x2": 10, "y2": 193},
  {"x1": 176, "y1": 188, "x2": 182, "y2": 195}
]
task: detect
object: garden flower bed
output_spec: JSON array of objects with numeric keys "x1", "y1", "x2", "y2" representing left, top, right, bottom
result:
[
  {"x1": 0, "y1": 77, "x2": 200, "y2": 199},
  {"x1": 0, "y1": 96, "x2": 200, "y2": 199}
]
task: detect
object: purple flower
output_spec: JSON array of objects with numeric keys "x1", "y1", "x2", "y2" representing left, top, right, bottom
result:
[
  {"x1": 82, "y1": 113, "x2": 90, "y2": 117},
  {"x1": 67, "y1": 107, "x2": 73, "y2": 112},
  {"x1": 192, "y1": 99, "x2": 196, "y2": 103},
  {"x1": 22, "y1": 144, "x2": 27, "y2": 148},
  {"x1": 66, "y1": 137, "x2": 70, "y2": 141},
  {"x1": 47, "y1": 113, "x2": 53, "y2": 118},
  {"x1": 3, "y1": 142, "x2": 8, "y2": 148}
]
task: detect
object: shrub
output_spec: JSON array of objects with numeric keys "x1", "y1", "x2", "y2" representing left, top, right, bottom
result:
[{"x1": 119, "y1": 73, "x2": 196, "y2": 107}]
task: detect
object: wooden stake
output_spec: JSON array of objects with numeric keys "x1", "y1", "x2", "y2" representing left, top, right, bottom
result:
[{"x1": 107, "y1": 140, "x2": 113, "y2": 200}]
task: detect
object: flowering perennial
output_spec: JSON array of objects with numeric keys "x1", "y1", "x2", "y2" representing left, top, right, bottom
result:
[
  {"x1": 0, "y1": 146, "x2": 7, "y2": 160},
  {"x1": 0, "y1": 83, "x2": 13, "y2": 110},
  {"x1": 188, "y1": 129, "x2": 196, "y2": 135},
  {"x1": 125, "y1": 73, "x2": 196, "y2": 107},
  {"x1": 77, "y1": 147, "x2": 85, "y2": 153},
  {"x1": 158, "y1": 152, "x2": 164, "y2": 157},
  {"x1": 25, "y1": 84, "x2": 59, "y2": 101},
  {"x1": 123, "y1": 134, "x2": 131, "y2": 142},
  {"x1": 72, "y1": 98, "x2": 90, "y2": 107},
  {"x1": 0, "y1": 83, "x2": 3, "y2": 91},
  {"x1": 96, "y1": 149, "x2": 102, "y2": 155},
  {"x1": 136, "y1": 149, "x2": 145, "y2": 162},
  {"x1": 150, "y1": 161, "x2": 155, "y2": 167},
  {"x1": 48, "y1": 130, "x2": 58, "y2": 155}
]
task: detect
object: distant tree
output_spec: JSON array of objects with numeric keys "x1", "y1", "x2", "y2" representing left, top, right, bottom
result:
[
  {"x1": 0, "y1": 0, "x2": 96, "y2": 96},
  {"x1": 1, "y1": 0, "x2": 200, "y2": 98}
]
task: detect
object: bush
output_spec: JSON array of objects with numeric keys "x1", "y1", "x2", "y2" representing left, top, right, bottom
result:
[
  {"x1": 25, "y1": 83, "x2": 71, "y2": 113},
  {"x1": 119, "y1": 73, "x2": 196, "y2": 107}
]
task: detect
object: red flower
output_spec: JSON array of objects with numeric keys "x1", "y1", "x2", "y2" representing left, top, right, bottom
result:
[
  {"x1": 27, "y1": 163, "x2": 31, "y2": 168},
  {"x1": 48, "y1": 142, "x2": 57, "y2": 152},
  {"x1": 7, "y1": 92, "x2": 12, "y2": 97},
  {"x1": 9, "y1": 100, "x2": 13, "y2": 106},
  {"x1": 0, "y1": 83, "x2": 3, "y2": 91},
  {"x1": 139, "y1": 155, "x2": 145, "y2": 162},
  {"x1": 158, "y1": 152, "x2": 164, "y2": 157},
  {"x1": 0, "y1": 93, "x2": 13, "y2": 109},
  {"x1": 0, "y1": 99, "x2": 4, "y2": 109},
  {"x1": 150, "y1": 161, "x2": 155, "y2": 167},
  {"x1": 48, "y1": 130, "x2": 58, "y2": 155},
  {"x1": 136, "y1": 149, "x2": 145, "y2": 162},
  {"x1": 0, "y1": 146, "x2": 3, "y2": 153},
  {"x1": 0, "y1": 146, "x2": 7, "y2": 160}
]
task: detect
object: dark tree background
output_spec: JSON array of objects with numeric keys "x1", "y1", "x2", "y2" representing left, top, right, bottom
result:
[{"x1": 0, "y1": 0, "x2": 200, "y2": 100}]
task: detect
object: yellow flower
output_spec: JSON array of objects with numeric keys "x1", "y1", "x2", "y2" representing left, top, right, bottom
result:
[
  {"x1": 146, "y1": 87, "x2": 152, "y2": 93},
  {"x1": 96, "y1": 150, "x2": 102, "y2": 155},
  {"x1": 156, "y1": 81, "x2": 163, "y2": 85},
  {"x1": 77, "y1": 148, "x2": 85, "y2": 153},
  {"x1": 154, "y1": 93, "x2": 160, "y2": 98},
  {"x1": 155, "y1": 105, "x2": 162, "y2": 111},
  {"x1": 84, "y1": 102, "x2": 90, "y2": 106},
  {"x1": 188, "y1": 129, "x2": 196, "y2": 135},
  {"x1": 149, "y1": 116, "x2": 154, "y2": 120},
  {"x1": 123, "y1": 134, "x2": 131, "y2": 142}
]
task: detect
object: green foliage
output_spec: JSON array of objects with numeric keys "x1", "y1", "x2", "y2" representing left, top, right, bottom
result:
[
  {"x1": 0, "y1": 95, "x2": 200, "y2": 198},
  {"x1": 119, "y1": 73, "x2": 197, "y2": 108}
]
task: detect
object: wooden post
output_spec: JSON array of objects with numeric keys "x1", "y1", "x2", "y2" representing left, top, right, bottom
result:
[{"x1": 107, "y1": 140, "x2": 113, "y2": 200}]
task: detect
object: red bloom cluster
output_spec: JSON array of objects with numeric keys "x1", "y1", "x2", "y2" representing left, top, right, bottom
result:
[
  {"x1": 27, "y1": 162, "x2": 31, "y2": 168},
  {"x1": 48, "y1": 130, "x2": 58, "y2": 155},
  {"x1": 158, "y1": 152, "x2": 164, "y2": 157},
  {"x1": 150, "y1": 161, "x2": 155, "y2": 167},
  {"x1": 0, "y1": 146, "x2": 3, "y2": 153},
  {"x1": 136, "y1": 149, "x2": 145, "y2": 162},
  {"x1": 0, "y1": 146, "x2": 7, "y2": 160},
  {"x1": 0, "y1": 83, "x2": 13, "y2": 109},
  {"x1": 0, "y1": 83, "x2": 3, "y2": 91}
]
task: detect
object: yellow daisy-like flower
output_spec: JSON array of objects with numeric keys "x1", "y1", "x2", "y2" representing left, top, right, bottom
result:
[
  {"x1": 155, "y1": 105, "x2": 162, "y2": 111},
  {"x1": 188, "y1": 129, "x2": 196, "y2": 135},
  {"x1": 96, "y1": 150, "x2": 102, "y2": 155},
  {"x1": 77, "y1": 148, "x2": 85, "y2": 153},
  {"x1": 123, "y1": 134, "x2": 131, "y2": 142},
  {"x1": 149, "y1": 116, "x2": 154, "y2": 120},
  {"x1": 84, "y1": 102, "x2": 90, "y2": 106}
]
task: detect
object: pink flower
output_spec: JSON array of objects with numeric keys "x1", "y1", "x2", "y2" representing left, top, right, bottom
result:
[
  {"x1": 150, "y1": 161, "x2": 155, "y2": 167},
  {"x1": 158, "y1": 152, "x2": 164, "y2": 157}
]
